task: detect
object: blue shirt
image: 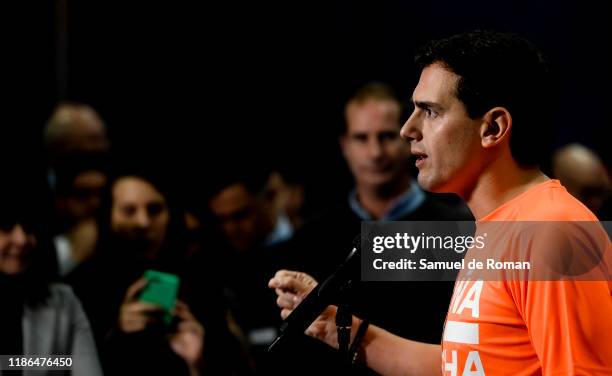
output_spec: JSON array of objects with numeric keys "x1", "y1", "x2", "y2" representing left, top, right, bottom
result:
[
  {"x1": 348, "y1": 180, "x2": 426, "y2": 221},
  {"x1": 263, "y1": 213, "x2": 294, "y2": 247}
]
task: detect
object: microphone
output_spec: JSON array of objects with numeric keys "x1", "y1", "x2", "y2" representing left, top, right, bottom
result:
[{"x1": 268, "y1": 236, "x2": 361, "y2": 352}]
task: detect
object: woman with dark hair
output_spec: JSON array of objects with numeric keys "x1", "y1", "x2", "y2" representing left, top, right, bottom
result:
[
  {"x1": 0, "y1": 180, "x2": 102, "y2": 376},
  {"x1": 67, "y1": 169, "x2": 252, "y2": 375}
]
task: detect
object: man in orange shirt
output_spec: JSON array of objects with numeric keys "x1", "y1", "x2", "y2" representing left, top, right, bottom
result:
[{"x1": 269, "y1": 31, "x2": 612, "y2": 375}]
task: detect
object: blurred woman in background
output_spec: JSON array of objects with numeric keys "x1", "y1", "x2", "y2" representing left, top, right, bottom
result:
[
  {"x1": 0, "y1": 174, "x2": 102, "y2": 376},
  {"x1": 67, "y1": 168, "x2": 252, "y2": 375}
]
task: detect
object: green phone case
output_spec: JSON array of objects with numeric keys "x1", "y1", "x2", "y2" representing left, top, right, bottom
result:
[{"x1": 139, "y1": 270, "x2": 180, "y2": 324}]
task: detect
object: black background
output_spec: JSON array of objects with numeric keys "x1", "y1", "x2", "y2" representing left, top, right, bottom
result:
[{"x1": 3, "y1": 0, "x2": 610, "y2": 206}]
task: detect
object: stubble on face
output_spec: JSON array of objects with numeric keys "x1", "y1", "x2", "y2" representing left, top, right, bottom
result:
[
  {"x1": 402, "y1": 63, "x2": 484, "y2": 195},
  {"x1": 343, "y1": 99, "x2": 410, "y2": 192}
]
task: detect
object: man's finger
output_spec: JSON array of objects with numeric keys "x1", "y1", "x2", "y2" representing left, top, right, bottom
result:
[
  {"x1": 276, "y1": 292, "x2": 299, "y2": 309},
  {"x1": 280, "y1": 308, "x2": 293, "y2": 320},
  {"x1": 274, "y1": 269, "x2": 300, "y2": 279},
  {"x1": 271, "y1": 275, "x2": 312, "y2": 293},
  {"x1": 270, "y1": 270, "x2": 306, "y2": 285}
]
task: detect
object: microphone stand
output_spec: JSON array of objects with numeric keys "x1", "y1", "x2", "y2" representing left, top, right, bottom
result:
[{"x1": 335, "y1": 280, "x2": 353, "y2": 363}]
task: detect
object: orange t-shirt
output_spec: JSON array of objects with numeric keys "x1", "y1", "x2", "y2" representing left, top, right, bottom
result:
[{"x1": 441, "y1": 180, "x2": 612, "y2": 375}]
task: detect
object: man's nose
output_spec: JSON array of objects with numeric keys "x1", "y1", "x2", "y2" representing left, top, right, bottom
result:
[
  {"x1": 10, "y1": 224, "x2": 28, "y2": 247},
  {"x1": 367, "y1": 138, "x2": 384, "y2": 158},
  {"x1": 135, "y1": 210, "x2": 151, "y2": 229},
  {"x1": 400, "y1": 112, "x2": 421, "y2": 142}
]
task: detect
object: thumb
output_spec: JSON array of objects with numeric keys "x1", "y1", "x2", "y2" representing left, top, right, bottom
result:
[{"x1": 124, "y1": 277, "x2": 148, "y2": 302}]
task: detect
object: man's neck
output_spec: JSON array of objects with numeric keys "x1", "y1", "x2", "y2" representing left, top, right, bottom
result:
[
  {"x1": 464, "y1": 155, "x2": 548, "y2": 220},
  {"x1": 356, "y1": 177, "x2": 411, "y2": 220}
]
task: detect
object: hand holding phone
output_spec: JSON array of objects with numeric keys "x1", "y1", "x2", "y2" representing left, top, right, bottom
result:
[
  {"x1": 119, "y1": 277, "x2": 164, "y2": 333},
  {"x1": 138, "y1": 270, "x2": 181, "y2": 324}
]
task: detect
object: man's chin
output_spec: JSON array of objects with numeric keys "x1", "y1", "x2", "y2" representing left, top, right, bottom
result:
[
  {"x1": 417, "y1": 175, "x2": 448, "y2": 193},
  {"x1": 362, "y1": 173, "x2": 396, "y2": 186}
]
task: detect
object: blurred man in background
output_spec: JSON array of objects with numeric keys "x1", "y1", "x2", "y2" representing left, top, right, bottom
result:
[
  {"x1": 207, "y1": 164, "x2": 295, "y2": 369},
  {"x1": 44, "y1": 102, "x2": 110, "y2": 162},
  {"x1": 552, "y1": 143, "x2": 611, "y2": 217},
  {"x1": 44, "y1": 103, "x2": 111, "y2": 276}
]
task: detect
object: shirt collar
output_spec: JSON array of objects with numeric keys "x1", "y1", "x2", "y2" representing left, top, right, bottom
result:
[
  {"x1": 348, "y1": 180, "x2": 426, "y2": 221},
  {"x1": 263, "y1": 213, "x2": 294, "y2": 247}
]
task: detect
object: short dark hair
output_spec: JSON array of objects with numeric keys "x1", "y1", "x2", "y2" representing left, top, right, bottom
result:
[
  {"x1": 415, "y1": 30, "x2": 551, "y2": 167},
  {"x1": 340, "y1": 82, "x2": 402, "y2": 135},
  {"x1": 206, "y1": 159, "x2": 272, "y2": 201}
]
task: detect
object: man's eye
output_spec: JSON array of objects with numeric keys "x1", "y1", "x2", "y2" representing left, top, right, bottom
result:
[
  {"x1": 122, "y1": 206, "x2": 136, "y2": 216},
  {"x1": 425, "y1": 108, "x2": 438, "y2": 118},
  {"x1": 148, "y1": 203, "x2": 166, "y2": 217}
]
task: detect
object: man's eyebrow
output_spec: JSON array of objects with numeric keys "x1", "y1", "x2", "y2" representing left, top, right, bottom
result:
[{"x1": 412, "y1": 100, "x2": 441, "y2": 110}]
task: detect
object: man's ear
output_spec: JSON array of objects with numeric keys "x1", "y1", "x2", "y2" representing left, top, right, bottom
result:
[{"x1": 480, "y1": 107, "x2": 512, "y2": 149}]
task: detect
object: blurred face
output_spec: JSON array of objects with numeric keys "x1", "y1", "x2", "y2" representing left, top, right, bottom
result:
[
  {"x1": 560, "y1": 163, "x2": 610, "y2": 214},
  {"x1": 267, "y1": 171, "x2": 305, "y2": 227},
  {"x1": 209, "y1": 183, "x2": 273, "y2": 252},
  {"x1": 64, "y1": 170, "x2": 107, "y2": 221},
  {"x1": 111, "y1": 177, "x2": 169, "y2": 256},
  {"x1": 0, "y1": 224, "x2": 36, "y2": 275},
  {"x1": 400, "y1": 64, "x2": 484, "y2": 195},
  {"x1": 341, "y1": 99, "x2": 410, "y2": 190}
]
